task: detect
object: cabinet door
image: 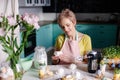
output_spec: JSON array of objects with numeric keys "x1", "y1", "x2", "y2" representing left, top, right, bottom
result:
[
  {"x1": 45, "y1": 0, "x2": 51, "y2": 6},
  {"x1": 53, "y1": 24, "x2": 64, "y2": 45},
  {"x1": 36, "y1": 24, "x2": 53, "y2": 49},
  {"x1": 76, "y1": 24, "x2": 117, "y2": 48}
]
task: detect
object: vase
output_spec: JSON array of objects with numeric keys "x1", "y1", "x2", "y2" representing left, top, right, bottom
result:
[
  {"x1": 10, "y1": 58, "x2": 23, "y2": 80},
  {"x1": 113, "y1": 74, "x2": 120, "y2": 80}
]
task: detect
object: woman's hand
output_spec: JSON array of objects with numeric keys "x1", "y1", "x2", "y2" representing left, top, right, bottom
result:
[
  {"x1": 59, "y1": 54, "x2": 74, "y2": 64},
  {"x1": 51, "y1": 56, "x2": 60, "y2": 65}
]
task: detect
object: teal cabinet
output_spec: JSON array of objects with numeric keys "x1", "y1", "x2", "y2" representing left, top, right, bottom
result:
[
  {"x1": 76, "y1": 24, "x2": 117, "y2": 48},
  {"x1": 53, "y1": 24, "x2": 64, "y2": 45},
  {"x1": 36, "y1": 24, "x2": 53, "y2": 49},
  {"x1": 36, "y1": 23, "x2": 117, "y2": 49}
]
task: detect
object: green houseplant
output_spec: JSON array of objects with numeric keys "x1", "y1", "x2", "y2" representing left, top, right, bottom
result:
[
  {"x1": 0, "y1": 13, "x2": 40, "y2": 79},
  {"x1": 113, "y1": 68, "x2": 120, "y2": 80},
  {"x1": 102, "y1": 46, "x2": 120, "y2": 59}
]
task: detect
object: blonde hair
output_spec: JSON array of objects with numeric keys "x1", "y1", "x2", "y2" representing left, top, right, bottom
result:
[{"x1": 57, "y1": 9, "x2": 76, "y2": 25}]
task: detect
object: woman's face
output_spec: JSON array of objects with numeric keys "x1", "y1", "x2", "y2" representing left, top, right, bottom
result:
[{"x1": 59, "y1": 18, "x2": 76, "y2": 37}]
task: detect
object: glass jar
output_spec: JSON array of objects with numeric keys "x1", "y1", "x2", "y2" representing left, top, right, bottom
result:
[{"x1": 33, "y1": 46, "x2": 47, "y2": 70}]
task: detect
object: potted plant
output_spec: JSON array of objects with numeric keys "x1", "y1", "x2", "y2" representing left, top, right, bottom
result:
[
  {"x1": 102, "y1": 46, "x2": 120, "y2": 66},
  {"x1": 113, "y1": 68, "x2": 120, "y2": 80},
  {"x1": 102, "y1": 46, "x2": 120, "y2": 59},
  {"x1": 0, "y1": 13, "x2": 40, "y2": 79}
]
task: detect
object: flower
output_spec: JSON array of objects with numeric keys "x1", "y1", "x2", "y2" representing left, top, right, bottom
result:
[
  {"x1": 0, "y1": 13, "x2": 40, "y2": 79},
  {"x1": 100, "y1": 60, "x2": 105, "y2": 65},
  {"x1": 0, "y1": 28, "x2": 5, "y2": 36},
  {"x1": 100, "y1": 58, "x2": 108, "y2": 65}
]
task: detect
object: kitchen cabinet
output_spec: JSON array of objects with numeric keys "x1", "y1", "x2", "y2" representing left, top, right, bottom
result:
[
  {"x1": 36, "y1": 24, "x2": 63, "y2": 49},
  {"x1": 53, "y1": 24, "x2": 64, "y2": 45},
  {"x1": 36, "y1": 24, "x2": 53, "y2": 49},
  {"x1": 76, "y1": 24, "x2": 117, "y2": 48},
  {"x1": 19, "y1": 0, "x2": 50, "y2": 7},
  {"x1": 36, "y1": 23, "x2": 117, "y2": 49},
  {"x1": 43, "y1": 0, "x2": 120, "y2": 13}
]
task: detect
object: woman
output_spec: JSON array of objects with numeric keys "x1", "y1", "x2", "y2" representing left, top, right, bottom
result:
[{"x1": 52, "y1": 9, "x2": 92, "y2": 64}]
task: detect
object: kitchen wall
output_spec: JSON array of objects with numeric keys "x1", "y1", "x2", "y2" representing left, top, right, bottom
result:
[
  {"x1": 19, "y1": 1, "x2": 112, "y2": 22},
  {"x1": 19, "y1": 6, "x2": 120, "y2": 46},
  {"x1": 19, "y1": 7, "x2": 56, "y2": 21},
  {"x1": 18, "y1": 0, "x2": 120, "y2": 22},
  {"x1": 19, "y1": 7, "x2": 112, "y2": 22}
]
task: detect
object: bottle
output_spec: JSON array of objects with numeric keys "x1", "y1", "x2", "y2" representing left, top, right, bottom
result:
[
  {"x1": 87, "y1": 51, "x2": 99, "y2": 73},
  {"x1": 33, "y1": 46, "x2": 47, "y2": 71}
]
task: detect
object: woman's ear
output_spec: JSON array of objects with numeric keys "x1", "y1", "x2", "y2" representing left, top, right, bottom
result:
[
  {"x1": 72, "y1": 18, "x2": 76, "y2": 25},
  {"x1": 73, "y1": 20, "x2": 76, "y2": 26}
]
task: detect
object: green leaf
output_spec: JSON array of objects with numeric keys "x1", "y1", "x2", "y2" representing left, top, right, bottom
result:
[
  {"x1": 6, "y1": 35, "x2": 11, "y2": 42},
  {"x1": 114, "y1": 68, "x2": 120, "y2": 74},
  {"x1": 102, "y1": 46, "x2": 120, "y2": 59},
  {"x1": 3, "y1": 45, "x2": 13, "y2": 55},
  {"x1": 2, "y1": 48, "x2": 8, "y2": 53},
  {"x1": 14, "y1": 24, "x2": 19, "y2": 29},
  {"x1": 6, "y1": 54, "x2": 14, "y2": 61},
  {"x1": 14, "y1": 37, "x2": 19, "y2": 49},
  {"x1": 15, "y1": 44, "x2": 24, "y2": 56}
]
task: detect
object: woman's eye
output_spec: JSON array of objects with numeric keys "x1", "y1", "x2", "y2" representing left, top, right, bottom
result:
[
  {"x1": 66, "y1": 24, "x2": 70, "y2": 27},
  {"x1": 61, "y1": 26, "x2": 65, "y2": 29}
]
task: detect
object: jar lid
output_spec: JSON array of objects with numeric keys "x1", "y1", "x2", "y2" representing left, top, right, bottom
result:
[{"x1": 34, "y1": 46, "x2": 45, "y2": 52}]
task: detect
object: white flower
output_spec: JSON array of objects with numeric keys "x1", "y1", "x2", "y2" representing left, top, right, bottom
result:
[
  {"x1": 0, "y1": 28, "x2": 5, "y2": 36},
  {"x1": 7, "y1": 16, "x2": 16, "y2": 26},
  {"x1": 22, "y1": 13, "x2": 40, "y2": 29},
  {"x1": 32, "y1": 15, "x2": 39, "y2": 22},
  {"x1": 33, "y1": 23, "x2": 40, "y2": 30}
]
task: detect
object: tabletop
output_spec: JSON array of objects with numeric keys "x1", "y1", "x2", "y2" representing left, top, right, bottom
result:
[{"x1": 22, "y1": 63, "x2": 113, "y2": 80}]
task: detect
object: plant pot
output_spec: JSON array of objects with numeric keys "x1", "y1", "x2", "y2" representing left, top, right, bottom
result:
[{"x1": 113, "y1": 74, "x2": 120, "y2": 80}]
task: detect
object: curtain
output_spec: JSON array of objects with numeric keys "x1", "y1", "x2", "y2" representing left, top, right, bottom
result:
[{"x1": 0, "y1": 0, "x2": 19, "y2": 64}]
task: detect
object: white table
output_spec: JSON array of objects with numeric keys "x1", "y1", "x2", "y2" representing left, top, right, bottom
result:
[{"x1": 22, "y1": 63, "x2": 113, "y2": 80}]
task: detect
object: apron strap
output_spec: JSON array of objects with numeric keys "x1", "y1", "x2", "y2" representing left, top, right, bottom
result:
[{"x1": 65, "y1": 31, "x2": 79, "y2": 41}]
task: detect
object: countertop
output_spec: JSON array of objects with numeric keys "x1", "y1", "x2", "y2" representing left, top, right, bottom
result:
[
  {"x1": 38, "y1": 20, "x2": 117, "y2": 26},
  {"x1": 20, "y1": 20, "x2": 117, "y2": 31},
  {"x1": 22, "y1": 64, "x2": 113, "y2": 80}
]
